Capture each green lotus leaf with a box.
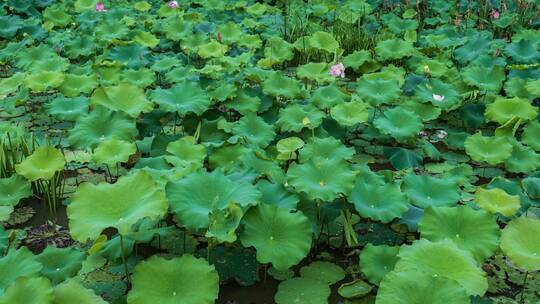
[394,239,488,295]
[0,73,25,96]
[296,63,333,83]
[257,180,298,210]
[151,57,181,72]
[133,31,160,49]
[92,138,137,167]
[53,280,107,304]
[275,277,330,304]
[414,79,460,110]
[474,187,520,217]
[241,204,312,270]
[359,244,400,285]
[122,68,156,88]
[15,146,65,181]
[453,32,491,63]
[500,217,540,271]
[376,39,414,61]
[337,279,373,299]
[206,203,243,243]
[505,139,540,173]
[464,133,512,165]
[166,170,260,230]
[165,137,206,168]
[0,174,32,207]
[46,96,89,121]
[276,104,324,132]
[462,65,505,92]
[374,107,423,142]
[309,31,339,52]
[127,255,219,304]
[16,45,57,70]
[350,180,408,223]
[0,247,42,293]
[216,22,242,44]
[43,4,72,27]
[0,15,22,38]
[23,70,65,93]
[504,39,540,63]
[298,136,355,163]
[260,37,294,66]
[330,100,369,127]
[232,114,276,148]
[418,206,499,261]
[150,82,211,115]
[504,76,535,100]
[377,270,469,304]
[37,246,85,285]
[262,72,304,99]
[402,173,460,208]
[287,159,355,201]
[356,78,401,106]
[0,207,12,222]
[311,83,350,109]
[0,277,54,304]
[67,171,168,241]
[208,144,250,171]
[59,74,97,97]
[107,44,149,69]
[522,120,540,151]
[523,177,540,200]
[300,261,345,285]
[485,97,538,124]
[198,40,227,59]
[91,84,153,117]
[342,50,371,71]
[525,79,540,98]
[163,17,193,42]
[69,106,138,149]
[277,137,304,154]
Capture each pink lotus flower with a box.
[491,10,500,19]
[330,63,345,78]
[168,1,178,9]
[95,2,107,12]
[432,94,445,102]
[436,130,448,139]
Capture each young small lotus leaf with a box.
[474,187,521,217]
[376,270,469,304]
[205,203,243,243]
[330,100,369,127]
[91,83,153,117]
[374,107,423,142]
[67,170,169,242]
[308,31,339,53]
[300,261,345,285]
[359,244,400,285]
[464,133,512,165]
[92,138,136,167]
[349,181,408,223]
[275,277,330,304]
[15,146,65,181]
[522,120,540,151]
[500,217,540,271]
[375,39,414,61]
[0,174,32,207]
[127,255,219,304]
[402,173,461,208]
[150,82,211,115]
[356,78,401,105]
[276,137,304,154]
[287,159,356,201]
[53,280,107,304]
[276,104,324,132]
[241,204,312,270]
[0,247,42,293]
[485,97,538,124]
[37,246,85,285]
[0,277,54,304]
[418,206,499,261]
[394,239,488,296]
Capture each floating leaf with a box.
[485,97,538,124]
[464,133,512,165]
[500,217,540,271]
[275,277,330,304]
[300,261,345,285]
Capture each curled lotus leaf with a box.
[296,62,333,83]
[59,74,97,97]
[262,72,304,99]
[91,83,153,117]
[485,97,538,124]
[45,96,89,121]
[15,146,65,181]
[92,138,137,167]
[505,139,540,174]
[23,70,65,92]
[521,120,540,151]
[359,244,400,285]
[500,217,540,271]
[298,136,355,163]
[232,114,276,148]
[462,65,505,92]
[198,40,227,58]
[308,31,339,53]
[311,84,350,109]
[504,39,540,63]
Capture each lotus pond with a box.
[1,0,540,303]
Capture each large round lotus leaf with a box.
[342,50,371,70]
[522,120,540,151]
[357,78,401,106]
[474,187,521,217]
[150,82,211,115]
[59,74,97,97]
[504,39,540,63]
[67,171,168,241]
[275,277,330,304]
[46,96,89,121]
[261,37,294,65]
[500,217,540,271]
[165,137,206,168]
[296,62,333,83]
[68,106,138,149]
[298,137,355,163]
[276,104,324,132]
[485,97,538,124]
[311,84,351,109]
[92,138,136,166]
[394,239,488,296]
[374,107,423,142]
[262,73,304,99]
[23,70,65,92]
[15,146,65,181]
[0,277,54,304]
[349,181,408,223]
[287,159,355,201]
[462,65,505,92]
[166,170,260,230]
[402,173,460,208]
[300,261,345,285]
[36,246,85,285]
[375,39,414,61]
[198,40,227,58]
[91,83,153,118]
[241,204,312,270]
[464,133,512,165]
[127,255,219,304]
[359,244,400,285]
[0,247,42,293]
[0,174,31,207]
[376,270,469,304]
[330,100,369,127]
[276,137,304,154]
[232,114,276,148]
[505,139,540,173]
[418,206,499,261]
[414,79,460,110]
[53,280,107,304]
[308,31,339,52]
